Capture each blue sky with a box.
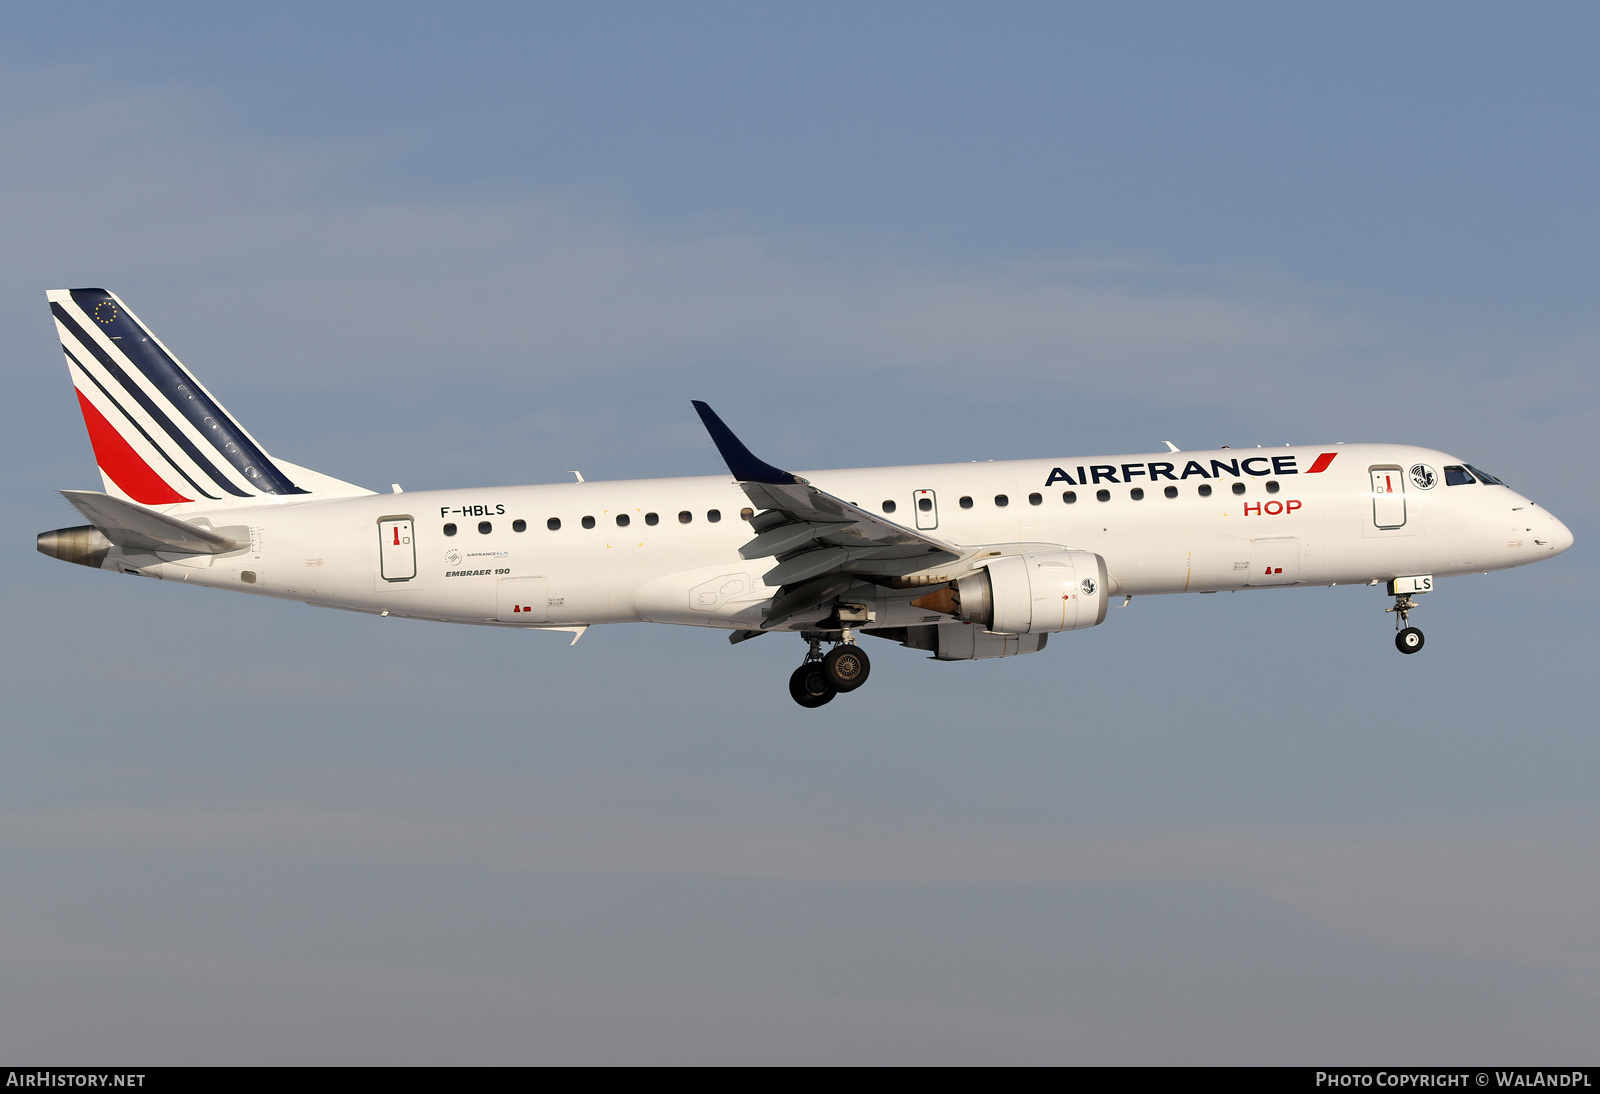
[1,2,1596,1063]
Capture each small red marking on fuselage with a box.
[1306,452,1338,474]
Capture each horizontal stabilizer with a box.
[59,489,245,554]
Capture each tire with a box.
[822,644,871,692]
[789,663,836,707]
[1395,627,1424,654]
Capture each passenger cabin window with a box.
[1096,489,1110,502]
[478,521,492,534]
[547,518,561,531]
[1232,482,1246,495]
[581,516,596,529]
[679,511,692,523]
[443,523,457,536]
[1062,491,1077,504]
[882,500,896,513]
[1028,493,1042,506]
[645,512,659,526]
[1265,481,1280,494]
[1164,486,1178,498]
[616,514,630,527]
[994,495,1008,507]
[512,519,527,532]
[959,496,973,509]
[1198,484,1213,497]
[1129,488,1144,500]
[740,508,753,521]
[707,510,721,523]
[919,497,933,512]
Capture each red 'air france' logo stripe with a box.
[75,389,192,504]
[1305,452,1338,474]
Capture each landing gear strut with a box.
[788,630,873,708]
[1387,593,1425,655]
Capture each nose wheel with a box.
[1386,592,1425,655]
[1395,627,1424,654]
[788,632,873,708]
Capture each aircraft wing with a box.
[692,401,963,627]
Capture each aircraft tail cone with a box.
[38,525,113,569]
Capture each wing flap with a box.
[737,519,848,560]
[763,546,852,587]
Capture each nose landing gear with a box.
[1387,592,1425,654]
[1381,576,1433,655]
[788,631,873,708]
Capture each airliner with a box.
[37,289,1574,707]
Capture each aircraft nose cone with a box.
[1543,513,1574,555]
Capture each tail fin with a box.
[47,288,373,508]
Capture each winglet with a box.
[691,401,808,485]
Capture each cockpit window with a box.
[1444,465,1476,486]
[1465,464,1506,485]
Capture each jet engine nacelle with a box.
[952,550,1109,634]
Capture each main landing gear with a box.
[1387,593,1425,655]
[788,631,873,708]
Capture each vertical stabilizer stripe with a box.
[66,349,219,500]
[65,289,306,495]
[75,389,191,504]
[52,303,252,497]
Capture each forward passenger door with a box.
[1370,467,1407,530]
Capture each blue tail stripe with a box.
[53,302,253,498]
[65,289,306,496]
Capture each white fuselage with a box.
[122,443,1572,634]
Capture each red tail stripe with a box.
[1306,452,1338,474]
[75,389,191,504]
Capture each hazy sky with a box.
[1,2,1596,1063]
